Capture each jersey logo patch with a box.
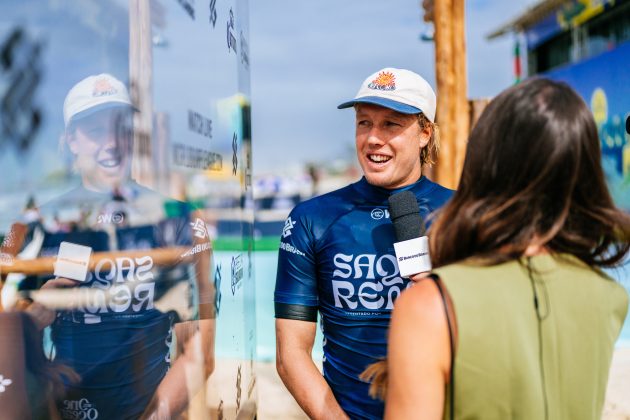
[282,217,296,238]
[331,252,408,311]
[280,241,305,256]
[61,398,99,420]
[370,208,390,220]
[190,218,209,239]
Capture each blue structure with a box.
[489,0,630,210]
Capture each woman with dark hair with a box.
[380,78,630,419]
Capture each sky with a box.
[248,0,536,176]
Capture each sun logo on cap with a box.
[92,77,118,97]
[368,71,396,91]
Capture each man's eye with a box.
[385,121,400,127]
[357,120,370,127]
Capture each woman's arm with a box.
[385,279,452,420]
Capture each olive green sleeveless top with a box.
[434,254,628,420]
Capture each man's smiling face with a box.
[67,108,133,191]
[355,103,430,189]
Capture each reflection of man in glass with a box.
[63,74,134,192]
[10,74,214,419]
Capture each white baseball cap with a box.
[337,68,437,122]
[63,73,136,126]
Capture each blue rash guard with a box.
[275,176,453,420]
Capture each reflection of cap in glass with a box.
[337,67,437,122]
[63,73,135,126]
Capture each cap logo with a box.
[367,71,396,91]
[92,78,118,98]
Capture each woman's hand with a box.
[40,277,81,290]
[24,301,56,330]
[22,277,80,329]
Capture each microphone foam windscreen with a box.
[388,190,425,241]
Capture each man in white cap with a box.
[61,73,136,192]
[274,68,453,419]
[5,74,214,419]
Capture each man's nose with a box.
[100,130,118,149]
[366,128,385,147]
[95,132,122,157]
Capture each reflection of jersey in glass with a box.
[24,183,199,420]
[275,176,453,420]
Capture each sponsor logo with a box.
[190,218,209,239]
[0,28,43,154]
[236,364,242,411]
[282,217,296,238]
[173,142,222,171]
[61,398,99,420]
[209,0,217,27]
[92,77,117,97]
[97,212,124,224]
[368,71,396,91]
[214,263,222,314]
[181,242,211,258]
[370,208,390,220]
[57,256,87,266]
[177,0,195,20]
[227,8,237,53]
[71,256,157,324]
[188,109,213,138]
[398,251,428,261]
[232,133,238,175]
[331,253,409,311]
[231,254,244,295]
[0,375,12,393]
[240,30,249,69]
[279,241,305,256]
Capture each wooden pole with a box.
[452,0,469,186]
[434,0,455,188]
[433,0,468,189]
[129,0,154,188]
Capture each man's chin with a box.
[364,173,392,188]
[85,172,129,191]
[364,172,416,190]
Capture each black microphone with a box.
[388,191,431,278]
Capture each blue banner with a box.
[544,41,630,210]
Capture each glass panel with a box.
[0,1,255,418]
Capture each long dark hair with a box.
[430,78,630,268]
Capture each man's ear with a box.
[65,132,78,155]
[419,125,431,149]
